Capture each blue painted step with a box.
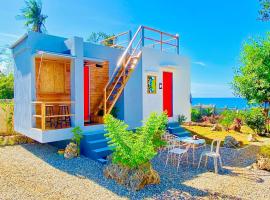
[87,138,109,150]
[168,126,186,134]
[167,122,180,128]
[83,130,106,141]
[171,131,191,138]
[167,121,191,138]
[93,146,114,158]
[81,129,113,163]
[97,158,108,164]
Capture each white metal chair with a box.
[165,140,191,171]
[198,139,223,173]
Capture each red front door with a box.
[84,65,90,121]
[163,72,173,117]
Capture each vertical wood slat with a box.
[41,103,46,130]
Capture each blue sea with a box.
[192,98,249,109]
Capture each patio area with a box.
[0,143,270,200]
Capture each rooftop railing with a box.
[100,25,179,54]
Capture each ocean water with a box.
[192,98,249,109]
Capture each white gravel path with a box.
[0,144,270,200]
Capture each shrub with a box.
[201,107,214,117]
[218,110,244,129]
[178,114,187,125]
[244,108,266,135]
[0,74,14,99]
[71,127,83,155]
[104,112,168,168]
[0,101,14,134]
[191,109,202,122]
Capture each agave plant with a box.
[17,0,47,33]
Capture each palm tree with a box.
[18,0,47,33]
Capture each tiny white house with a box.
[11,25,191,161]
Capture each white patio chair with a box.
[198,139,223,173]
[165,140,191,171]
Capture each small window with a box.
[147,75,157,94]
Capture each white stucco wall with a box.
[141,48,191,122]
[12,31,191,143]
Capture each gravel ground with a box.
[0,144,270,200]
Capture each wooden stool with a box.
[45,105,55,128]
[56,104,71,128]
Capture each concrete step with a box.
[83,130,106,141]
[87,138,109,150]
[168,126,186,134]
[167,122,179,128]
[93,146,114,158]
[97,158,108,164]
[171,131,191,138]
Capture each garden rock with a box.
[64,142,78,159]
[104,163,160,191]
[211,124,222,131]
[223,136,240,148]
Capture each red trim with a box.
[163,72,173,117]
[84,65,90,121]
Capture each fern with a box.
[104,112,168,169]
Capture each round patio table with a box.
[176,137,206,166]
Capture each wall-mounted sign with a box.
[147,75,157,94]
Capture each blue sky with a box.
[0,0,269,97]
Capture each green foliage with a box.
[111,107,119,118]
[0,74,14,99]
[150,112,168,150]
[0,101,14,134]
[104,112,168,168]
[219,110,244,129]
[17,0,48,33]
[260,145,270,158]
[244,108,266,135]
[259,0,270,21]
[201,107,214,116]
[0,46,14,75]
[191,108,202,122]
[87,32,115,46]
[232,33,270,107]
[71,127,83,155]
[178,114,187,125]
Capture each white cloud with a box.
[191,82,234,98]
[0,32,20,39]
[192,61,206,67]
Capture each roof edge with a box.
[10,33,28,49]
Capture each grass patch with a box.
[260,145,270,158]
[0,135,34,146]
[183,125,261,147]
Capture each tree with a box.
[232,33,270,131]
[87,32,115,46]
[17,0,47,33]
[0,45,14,75]
[0,73,14,99]
[259,0,270,21]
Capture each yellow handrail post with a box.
[41,103,46,130]
[104,89,107,115]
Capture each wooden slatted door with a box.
[163,72,173,117]
[84,65,90,122]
